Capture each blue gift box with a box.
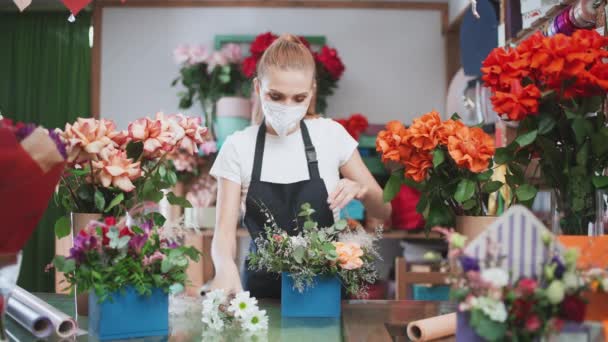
[88,286,168,340]
[281,273,341,318]
[412,285,450,301]
[340,199,365,221]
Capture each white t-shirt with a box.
[209,117,358,219]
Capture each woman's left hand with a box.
[328,178,368,211]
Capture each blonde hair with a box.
[251,34,318,124]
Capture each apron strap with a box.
[251,120,321,182]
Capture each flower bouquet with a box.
[52,215,200,340]
[200,289,268,340]
[172,43,248,138]
[247,204,380,317]
[241,32,345,114]
[376,111,499,232]
[440,228,588,341]
[482,29,608,235]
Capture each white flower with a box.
[563,272,582,291]
[202,310,225,331]
[289,235,308,249]
[474,297,507,323]
[481,268,509,288]
[241,329,269,342]
[338,227,376,250]
[204,289,228,306]
[546,280,565,304]
[228,291,258,318]
[241,308,269,332]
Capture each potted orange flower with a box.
[377,111,499,235]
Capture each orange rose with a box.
[376,120,408,163]
[433,119,466,146]
[59,118,119,164]
[333,241,364,270]
[447,126,495,173]
[491,81,541,121]
[407,111,441,151]
[92,148,141,192]
[403,151,433,182]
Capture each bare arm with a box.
[204,177,243,294]
[329,150,392,221]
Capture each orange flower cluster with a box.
[376,111,495,182]
[482,30,608,121]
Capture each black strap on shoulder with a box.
[251,122,266,182]
[300,121,321,180]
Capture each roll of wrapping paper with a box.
[6,296,53,338]
[11,287,77,338]
[406,313,457,341]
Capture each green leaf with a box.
[158,165,167,178]
[303,220,317,230]
[218,74,230,83]
[94,190,106,212]
[334,220,348,231]
[131,226,144,235]
[416,194,429,214]
[454,179,476,203]
[576,142,589,167]
[105,193,124,213]
[538,116,556,135]
[425,198,454,228]
[494,147,513,165]
[126,141,144,160]
[515,184,538,201]
[55,216,71,239]
[565,109,579,119]
[167,170,178,185]
[461,199,477,210]
[147,191,164,203]
[477,170,493,181]
[69,169,90,176]
[145,212,167,226]
[166,192,192,208]
[470,309,507,341]
[572,118,592,145]
[293,246,305,264]
[432,149,445,168]
[515,130,538,147]
[450,113,461,121]
[483,181,503,193]
[593,176,608,189]
[161,258,173,273]
[383,172,404,202]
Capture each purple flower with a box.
[129,234,148,253]
[69,232,97,263]
[48,129,67,160]
[459,255,480,272]
[140,220,153,234]
[552,256,565,279]
[14,124,36,141]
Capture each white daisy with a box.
[228,291,258,318]
[241,308,269,333]
[202,311,225,331]
[204,289,228,305]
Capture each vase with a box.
[201,99,216,140]
[214,117,250,149]
[0,252,22,342]
[281,273,341,318]
[184,207,216,229]
[183,230,204,296]
[89,286,168,340]
[55,212,102,317]
[455,216,497,241]
[216,96,252,120]
[551,190,607,236]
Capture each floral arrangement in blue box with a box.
[248,203,381,317]
[53,215,200,340]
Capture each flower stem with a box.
[62,175,82,211]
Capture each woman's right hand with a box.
[200,262,243,296]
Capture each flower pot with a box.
[55,212,101,317]
[88,286,168,340]
[184,206,216,229]
[281,273,341,318]
[456,312,485,342]
[216,96,252,119]
[455,216,497,241]
[214,117,250,149]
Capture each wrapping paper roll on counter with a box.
[406,313,456,341]
[6,297,53,338]
[10,287,78,338]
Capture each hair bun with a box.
[278,33,305,46]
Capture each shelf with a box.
[508,0,579,45]
[198,228,443,240]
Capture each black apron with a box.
[243,120,335,299]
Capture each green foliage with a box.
[54,216,71,239]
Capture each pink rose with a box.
[200,140,217,156]
[59,118,119,164]
[333,242,364,270]
[189,45,208,65]
[518,278,538,296]
[173,44,191,65]
[128,114,175,157]
[525,315,541,332]
[143,251,166,266]
[169,114,207,155]
[273,234,283,243]
[220,43,242,64]
[92,148,141,192]
[206,51,228,72]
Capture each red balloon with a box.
[62,0,92,16]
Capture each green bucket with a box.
[215,117,250,149]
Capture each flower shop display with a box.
[376,111,499,233]
[241,32,345,114]
[482,29,608,235]
[173,43,249,139]
[248,203,381,317]
[200,289,269,340]
[52,215,200,340]
[441,205,591,341]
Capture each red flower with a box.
[119,227,134,238]
[337,114,369,140]
[104,217,117,226]
[517,278,538,296]
[316,46,345,80]
[273,234,283,243]
[560,295,586,323]
[511,298,534,322]
[525,314,541,332]
[491,81,541,121]
[101,226,110,246]
[242,56,258,78]
[249,32,278,56]
[298,36,311,50]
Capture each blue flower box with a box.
[281,273,341,318]
[340,199,365,221]
[88,287,168,340]
[412,285,450,301]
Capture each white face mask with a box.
[261,99,308,137]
